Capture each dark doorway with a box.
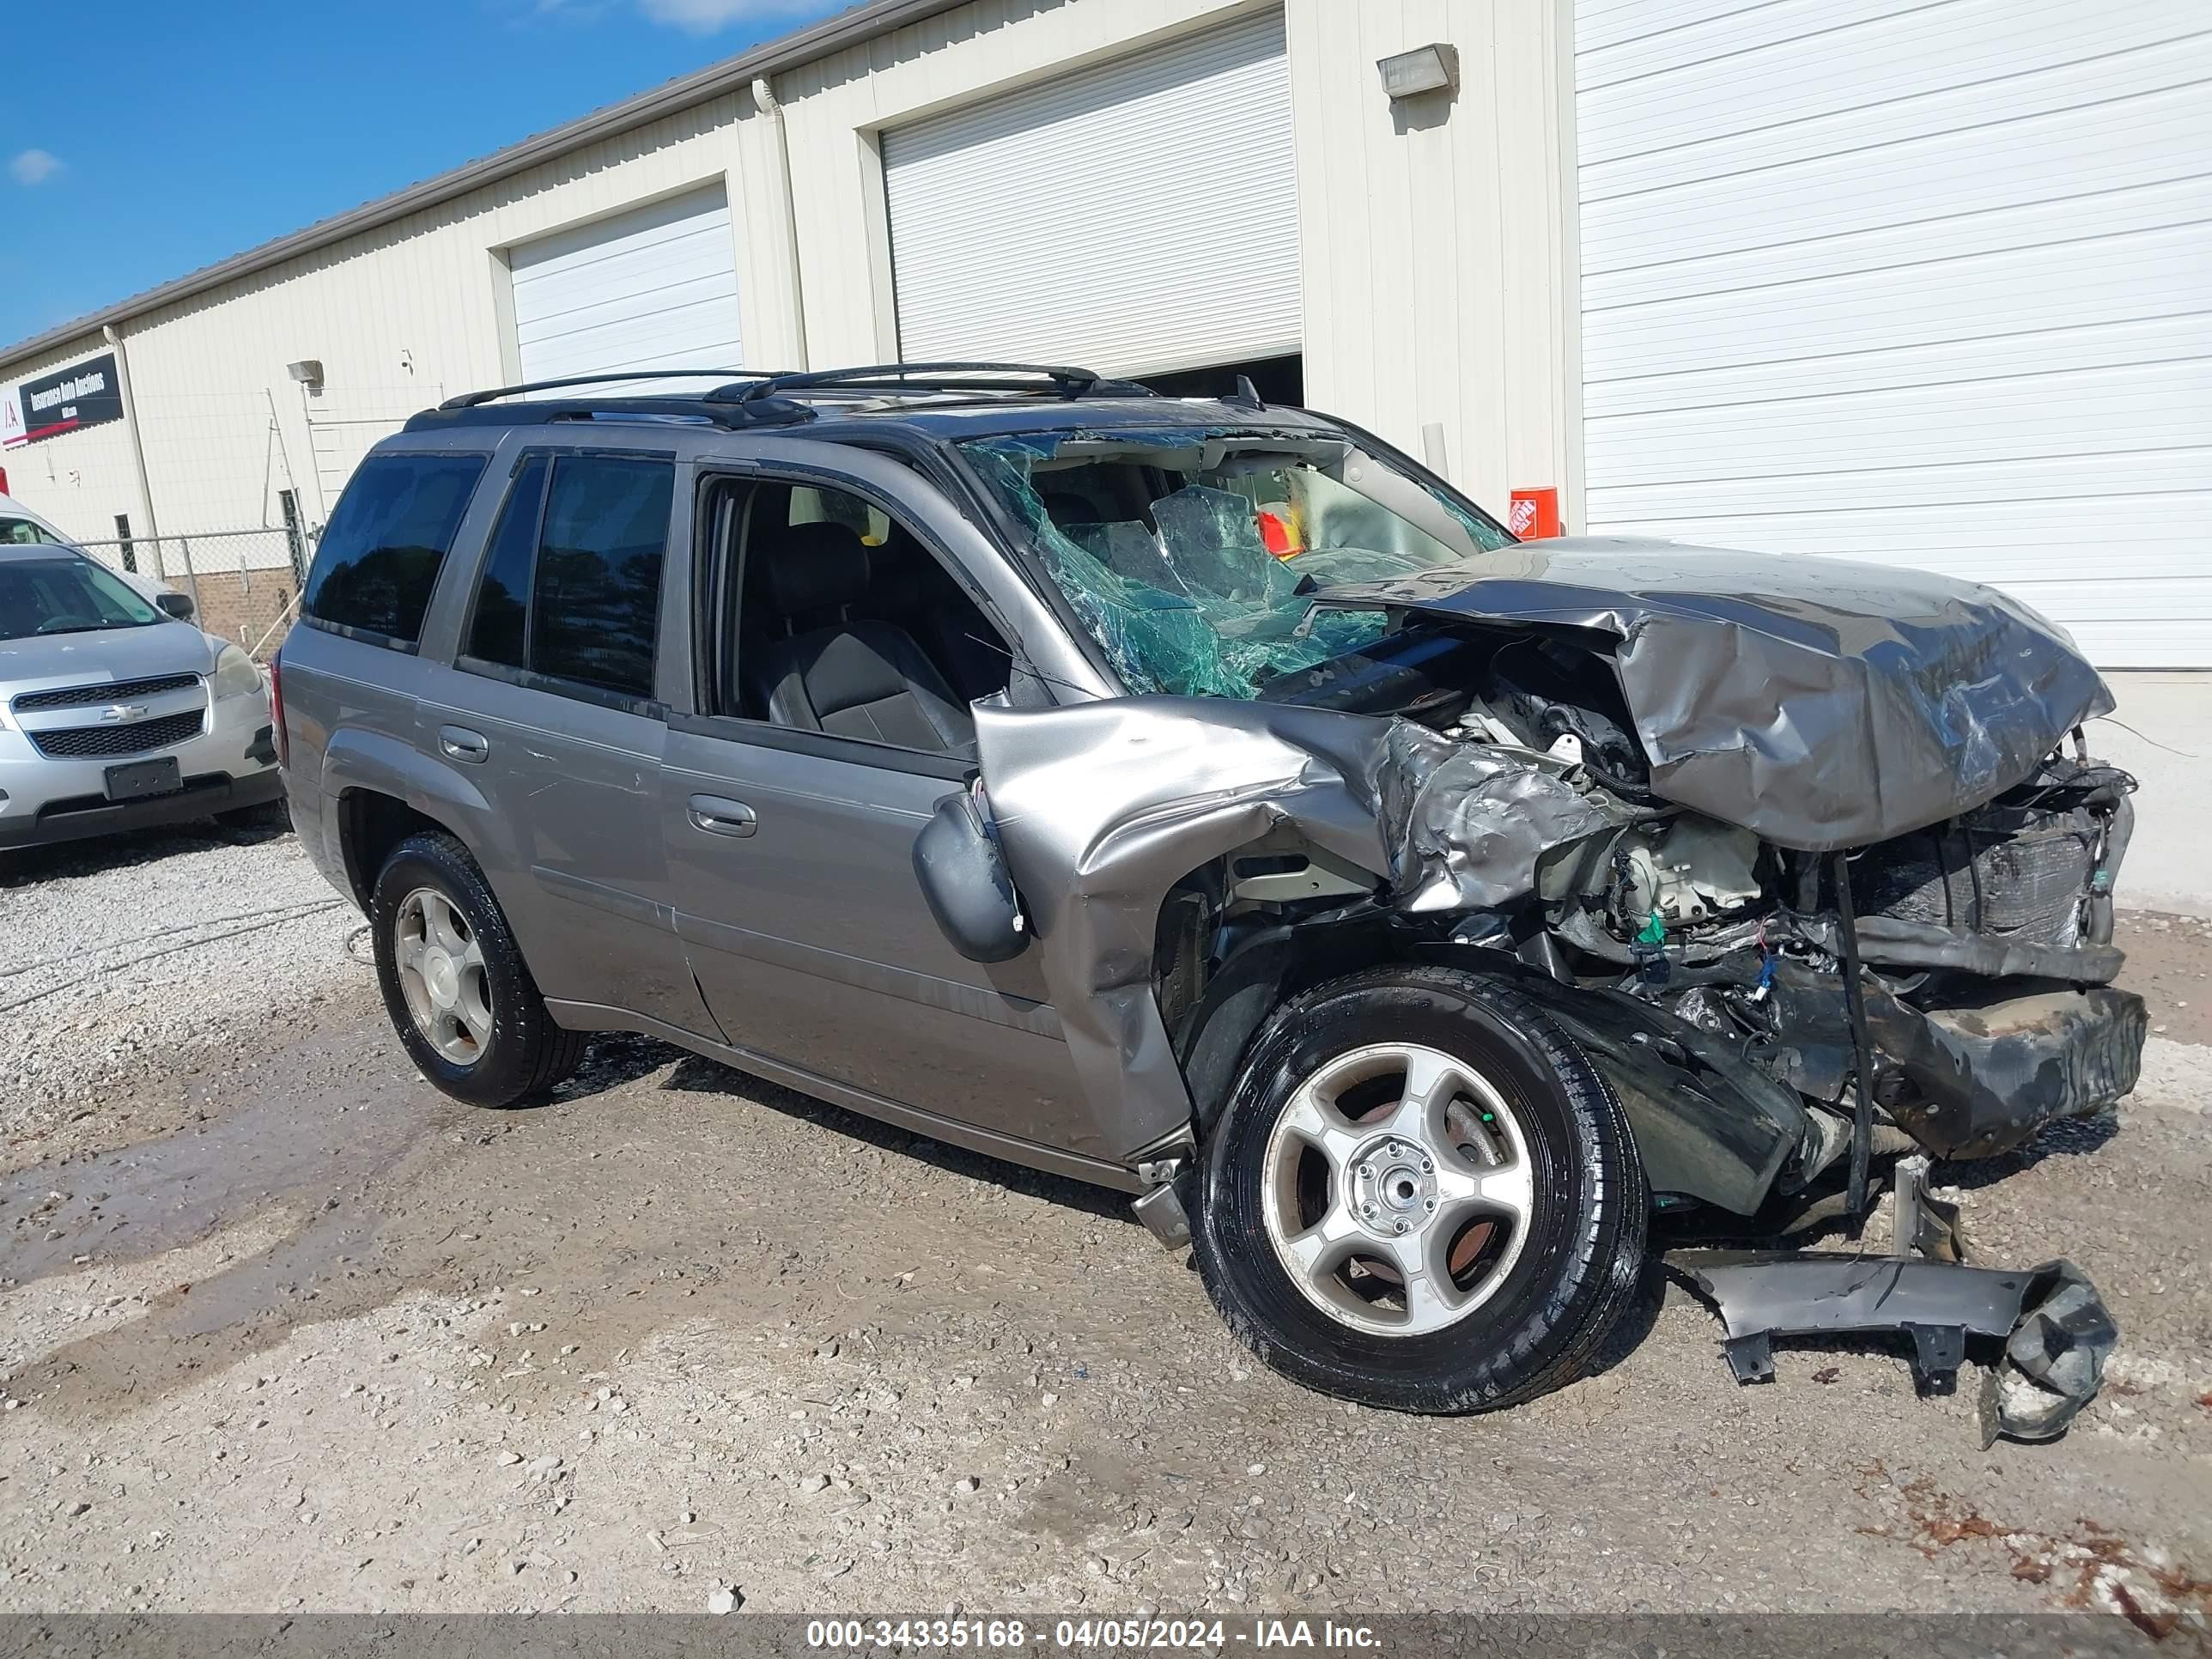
[1140,353,1304,404]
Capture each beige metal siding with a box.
[2,0,1578,553]
[0,96,801,546]
[0,332,141,548]
[775,0,1574,505]
[1284,0,1576,510]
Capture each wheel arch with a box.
[320,726,497,911]
[1180,927,1814,1218]
[1174,909,1407,1141]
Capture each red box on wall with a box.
[1508,487,1560,539]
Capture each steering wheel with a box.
[34,613,100,635]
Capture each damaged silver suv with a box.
[277,364,2142,1433]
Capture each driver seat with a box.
[742,522,975,757]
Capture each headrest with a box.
[763,521,870,616]
[1040,490,1097,527]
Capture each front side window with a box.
[702,476,1011,759]
[303,453,489,644]
[957,429,1512,699]
[0,556,162,641]
[462,453,672,701]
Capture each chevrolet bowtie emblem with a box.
[99,703,152,723]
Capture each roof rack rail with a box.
[440,369,791,410]
[724,362,1157,404]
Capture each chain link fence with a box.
[72,525,314,659]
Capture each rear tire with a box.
[1191,964,1646,1413]
[368,830,586,1107]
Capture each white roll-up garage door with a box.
[882,9,1299,376]
[509,184,743,388]
[1574,0,2212,667]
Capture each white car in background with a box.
[0,490,189,617]
[0,504,283,851]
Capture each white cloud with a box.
[9,149,62,186]
[635,0,819,33]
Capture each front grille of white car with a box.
[11,672,203,712]
[27,710,207,759]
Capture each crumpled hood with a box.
[1316,536,2114,851]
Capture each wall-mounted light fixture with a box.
[1377,43,1459,100]
[286,359,324,393]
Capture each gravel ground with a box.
[0,823,368,1164]
[0,829,2207,1624]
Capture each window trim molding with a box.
[452,652,668,720]
[666,708,971,782]
[294,614,424,655]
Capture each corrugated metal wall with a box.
[777,0,1574,508]
[1,0,1573,562]
[1573,0,2212,667]
[882,9,1301,374]
[0,95,793,557]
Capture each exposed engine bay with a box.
[927,420,2145,1434]
[1331,624,2145,1182]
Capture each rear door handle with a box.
[687,794,757,838]
[438,725,489,764]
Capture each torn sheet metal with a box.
[1377,721,1620,914]
[975,697,1395,1158]
[975,698,1661,1159]
[1676,1251,2117,1443]
[1502,975,1810,1215]
[1765,961,2146,1159]
[1316,536,2114,852]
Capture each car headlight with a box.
[211,645,264,702]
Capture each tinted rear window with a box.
[529,457,672,698]
[303,453,489,644]
[466,456,549,669]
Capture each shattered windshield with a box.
[959,428,1514,698]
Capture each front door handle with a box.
[438,725,489,764]
[687,794,757,838]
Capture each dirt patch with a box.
[2117,910,2212,1048]
[1855,1466,2212,1640]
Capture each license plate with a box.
[103,757,181,802]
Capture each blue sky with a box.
[0,0,848,352]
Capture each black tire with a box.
[1191,964,1647,1413]
[368,830,586,1107]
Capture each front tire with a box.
[1191,964,1646,1413]
[368,830,586,1107]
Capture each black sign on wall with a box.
[6,352,125,447]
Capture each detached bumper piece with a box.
[1678,1251,2117,1445]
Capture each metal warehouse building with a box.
[3,0,2206,684]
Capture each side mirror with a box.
[913,787,1028,963]
[156,591,195,621]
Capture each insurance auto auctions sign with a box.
[2,351,123,448]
